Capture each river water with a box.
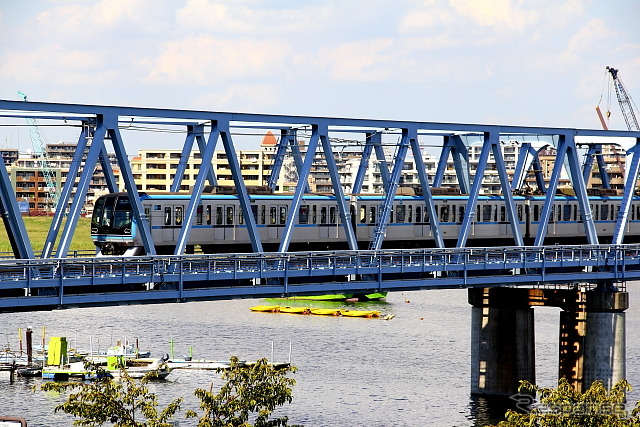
[1,287,639,427]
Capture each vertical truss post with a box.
[409,129,444,248]
[0,155,34,259]
[511,142,545,193]
[319,126,357,250]
[457,133,492,248]
[373,133,391,192]
[612,138,640,244]
[56,116,108,257]
[175,122,222,255]
[565,134,598,244]
[220,123,263,253]
[267,128,290,191]
[490,135,524,246]
[434,135,471,193]
[42,124,91,258]
[351,131,379,194]
[109,124,157,256]
[369,128,411,250]
[582,144,611,190]
[278,125,321,252]
[99,145,119,193]
[531,149,546,193]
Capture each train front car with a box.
[91,193,140,256]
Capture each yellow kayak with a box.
[309,308,341,316]
[250,305,280,312]
[340,310,380,318]
[279,306,310,314]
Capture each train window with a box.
[459,206,465,223]
[175,207,183,226]
[360,206,366,223]
[517,205,523,222]
[397,205,406,223]
[280,206,287,225]
[482,205,492,222]
[601,205,609,222]
[144,207,150,222]
[637,206,640,221]
[594,204,599,221]
[216,206,223,225]
[500,206,506,222]
[408,205,413,223]
[321,207,327,224]
[563,205,571,222]
[239,208,244,225]
[270,207,277,225]
[299,205,309,224]
[196,205,203,225]
[573,205,578,221]
[206,205,212,225]
[369,207,376,224]
[493,206,498,222]
[611,204,616,221]
[226,206,234,225]
[389,209,394,224]
[164,207,172,226]
[261,205,266,225]
[533,205,539,222]
[440,205,449,223]
[312,205,317,224]
[451,205,456,223]
[251,205,258,222]
[424,207,429,224]
[92,198,105,228]
[329,207,336,224]
[415,206,422,224]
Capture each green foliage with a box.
[38,361,182,426]
[490,378,640,427]
[38,357,301,427]
[186,356,301,427]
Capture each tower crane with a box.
[605,66,639,131]
[17,91,60,212]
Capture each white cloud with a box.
[176,0,330,35]
[190,84,281,112]
[296,38,396,83]
[145,36,292,85]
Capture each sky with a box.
[0,0,639,153]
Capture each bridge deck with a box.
[0,244,636,312]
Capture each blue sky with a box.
[0,0,639,151]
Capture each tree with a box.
[186,356,301,427]
[37,357,301,427]
[490,378,640,427]
[38,360,182,427]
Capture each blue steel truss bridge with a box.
[0,99,639,312]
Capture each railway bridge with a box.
[1,100,640,397]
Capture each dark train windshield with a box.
[91,195,133,235]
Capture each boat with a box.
[340,309,380,318]
[278,306,310,314]
[250,305,280,312]
[275,292,387,302]
[309,308,342,316]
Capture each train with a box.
[90,186,640,256]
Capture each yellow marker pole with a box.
[18,328,23,355]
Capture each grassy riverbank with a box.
[0,217,94,254]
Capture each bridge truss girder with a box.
[0,99,639,259]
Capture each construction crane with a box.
[17,91,60,212]
[605,66,639,131]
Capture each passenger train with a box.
[90,187,640,256]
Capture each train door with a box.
[318,205,330,239]
[214,205,237,241]
[268,205,288,240]
[162,205,184,243]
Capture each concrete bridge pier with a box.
[470,287,628,397]
[582,290,628,390]
[469,288,535,396]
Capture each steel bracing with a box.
[0,99,640,310]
